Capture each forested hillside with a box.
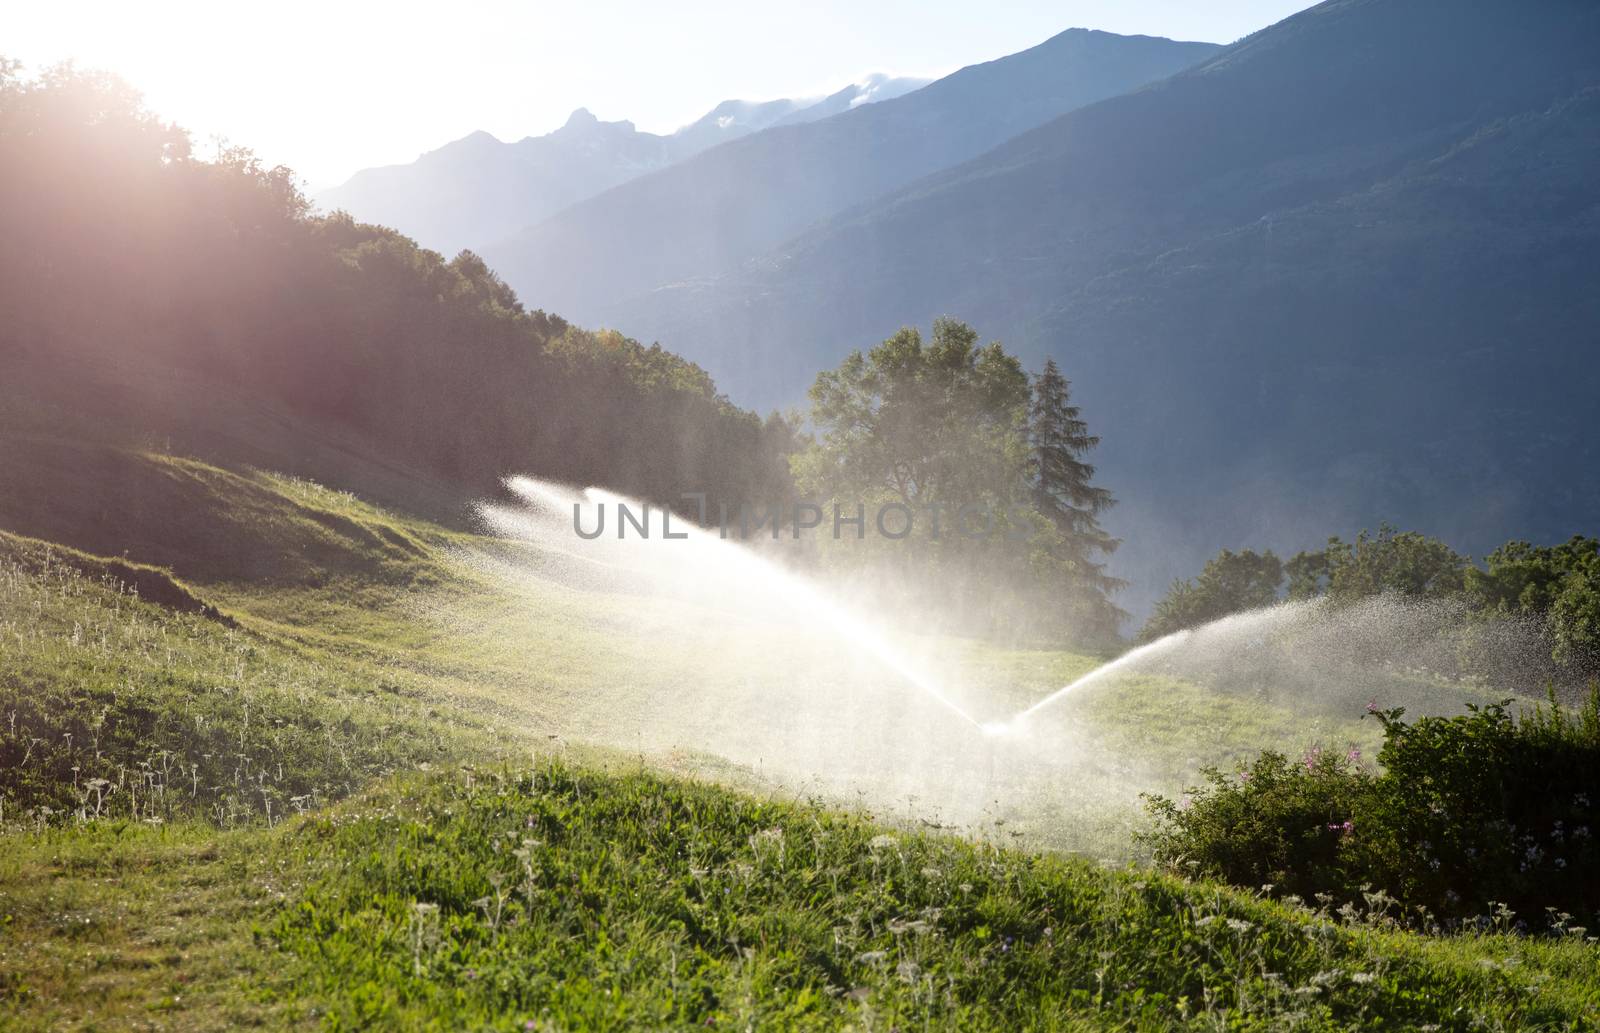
[0,62,793,518]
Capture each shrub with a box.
[1144,687,1600,929]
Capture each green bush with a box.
[1145,688,1600,929]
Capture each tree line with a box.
[1140,527,1600,679]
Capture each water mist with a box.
[435,476,1557,856]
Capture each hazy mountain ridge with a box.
[607,0,1600,609]
[481,29,1221,329]
[315,75,929,255]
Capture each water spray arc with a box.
[491,477,985,731]
[1014,630,1194,725]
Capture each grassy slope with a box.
[6,768,1597,1031]
[271,767,1600,1031]
[2,431,1596,1029]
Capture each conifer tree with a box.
[1028,359,1124,626]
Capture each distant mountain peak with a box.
[542,107,639,142]
[411,129,504,160]
[845,72,932,109]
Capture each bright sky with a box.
[9,1,1316,188]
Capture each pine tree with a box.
[1028,359,1125,631]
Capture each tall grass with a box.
[0,541,500,828]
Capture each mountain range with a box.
[315,74,930,255]
[481,29,1220,329]
[563,0,1600,609]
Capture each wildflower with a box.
[1237,771,1252,784]
[1365,698,1379,714]
[1345,747,1361,764]
[1303,747,1322,772]
[1350,972,1376,985]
